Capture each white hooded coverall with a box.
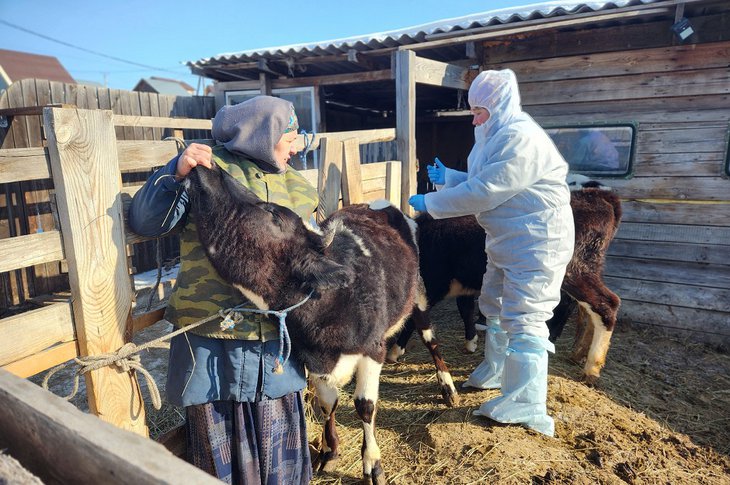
[423,69,574,436]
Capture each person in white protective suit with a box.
[408,69,574,437]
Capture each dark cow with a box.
[389,185,622,405]
[184,163,423,485]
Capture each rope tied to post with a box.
[42,310,222,410]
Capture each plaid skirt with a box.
[186,392,312,485]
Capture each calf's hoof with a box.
[582,373,599,387]
[313,450,340,473]
[363,460,386,485]
[464,336,478,353]
[441,386,460,407]
[385,345,405,364]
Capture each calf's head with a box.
[184,163,355,298]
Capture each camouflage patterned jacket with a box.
[128,145,319,340]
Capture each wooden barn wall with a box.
[482,22,730,341]
[0,80,216,312]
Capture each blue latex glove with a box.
[408,194,427,212]
[427,158,446,185]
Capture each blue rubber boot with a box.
[473,334,556,436]
[462,318,508,390]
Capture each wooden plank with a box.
[385,161,401,207]
[137,92,155,140]
[0,300,75,367]
[609,239,729,266]
[520,68,730,106]
[606,256,730,289]
[341,138,363,205]
[44,107,146,435]
[272,69,392,88]
[316,138,343,222]
[0,147,50,183]
[298,168,318,188]
[636,126,726,154]
[620,200,730,226]
[412,56,469,90]
[607,177,730,201]
[619,300,730,339]
[500,41,730,83]
[6,81,29,148]
[396,50,417,214]
[0,370,221,484]
[2,341,78,378]
[360,160,392,181]
[632,153,725,178]
[291,128,396,153]
[530,95,730,123]
[0,231,64,273]
[0,104,71,117]
[130,307,166,334]
[615,221,730,245]
[112,113,213,130]
[606,276,730,313]
[117,140,179,171]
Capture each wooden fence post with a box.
[395,49,417,216]
[43,107,147,436]
[341,138,364,206]
[317,137,343,223]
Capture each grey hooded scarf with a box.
[212,95,298,174]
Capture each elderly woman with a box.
[129,96,316,483]
[409,69,574,437]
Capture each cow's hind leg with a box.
[413,306,459,407]
[386,316,413,363]
[354,357,386,485]
[310,375,341,473]
[566,277,620,385]
[456,296,478,353]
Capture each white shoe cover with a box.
[473,334,556,437]
[462,319,507,390]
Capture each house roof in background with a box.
[0,48,75,84]
[133,76,194,96]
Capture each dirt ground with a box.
[305,300,730,485]
[33,298,730,484]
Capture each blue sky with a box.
[1,0,533,92]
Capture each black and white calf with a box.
[184,163,423,485]
[389,182,622,405]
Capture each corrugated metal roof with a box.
[135,77,193,96]
[193,0,660,65]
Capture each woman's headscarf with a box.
[212,95,299,173]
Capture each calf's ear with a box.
[292,252,355,291]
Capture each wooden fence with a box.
[0,80,216,313]
[0,106,400,435]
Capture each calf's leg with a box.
[456,296,478,352]
[310,375,341,473]
[354,357,386,485]
[412,307,459,407]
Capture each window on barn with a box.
[225,87,317,170]
[545,124,636,177]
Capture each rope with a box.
[299,130,315,170]
[42,291,314,408]
[219,290,314,374]
[42,311,221,410]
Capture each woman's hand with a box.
[175,143,213,180]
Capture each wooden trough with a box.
[0,106,407,477]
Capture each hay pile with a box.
[305,301,730,484]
